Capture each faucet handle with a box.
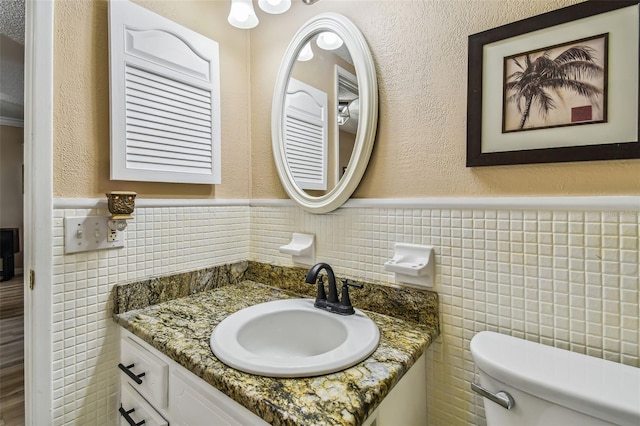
[341,278,363,290]
[316,276,327,301]
[339,279,363,314]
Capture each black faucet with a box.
[305,263,363,315]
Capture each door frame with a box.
[23,0,53,423]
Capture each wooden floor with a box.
[0,275,24,426]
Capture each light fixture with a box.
[106,191,137,231]
[229,0,319,29]
[337,100,351,125]
[258,0,291,14]
[228,0,259,29]
[316,31,343,50]
[297,42,314,61]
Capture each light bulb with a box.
[228,0,259,29]
[297,42,313,61]
[258,0,291,14]
[233,4,250,22]
[316,31,343,50]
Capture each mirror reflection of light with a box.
[338,101,351,125]
[228,0,259,29]
[316,32,344,50]
[297,42,314,61]
[258,0,292,14]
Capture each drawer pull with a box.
[118,363,146,385]
[119,406,146,426]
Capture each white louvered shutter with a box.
[284,78,328,191]
[109,0,221,184]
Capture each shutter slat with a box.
[126,128,210,146]
[126,73,211,105]
[285,115,325,186]
[126,67,211,103]
[126,132,212,151]
[127,102,211,128]
[126,67,205,95]
[126,159,211,174]
[126,80,210,110]
[127,146,210,163]
[127,117,211,139]
[124,65,214,176]
[126,95,211,122]
[127,153,211,169]
[286,121,324,136]
[127,91,210,116]
[127,139,212,156]
[127,110,211,134]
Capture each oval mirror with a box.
[271,13,378,214]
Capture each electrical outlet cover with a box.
[64,216,125,254]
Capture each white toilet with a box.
[470,331,640,426]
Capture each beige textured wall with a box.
[251,0,640,199]
[54,0,640,200]
[53,0,252,198]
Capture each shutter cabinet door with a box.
[109,0,221,184]
[284,78,328,191]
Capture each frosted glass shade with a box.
[228,0,259,29]
[258,0,291,14]
[316,31,343,50]
[297,42,313,61]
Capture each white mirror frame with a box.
[271,13,378,214]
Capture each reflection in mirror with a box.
[271,13,378,214]
[285,31,357,196]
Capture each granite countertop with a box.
[115,279,437,426]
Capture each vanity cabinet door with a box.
[120,329,267,425]
[119,383,169,426]
[169,366,269,426]
[374,353,427,426]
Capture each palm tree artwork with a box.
[503,34,607,132]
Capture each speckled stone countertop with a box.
[115,278,438,426]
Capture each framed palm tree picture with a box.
[467,1,639,167]
[503,34,608,133]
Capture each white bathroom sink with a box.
[210,298,380,377]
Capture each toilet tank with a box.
[470,331,640,426]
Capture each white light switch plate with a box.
[64,216,125,254]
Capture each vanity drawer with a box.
[120,383,168,426]
[120,335,169,408]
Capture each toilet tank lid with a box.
[470,331,640,426]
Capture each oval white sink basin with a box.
[210,299,380,377]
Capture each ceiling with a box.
[0,0,25,123]
[0,0,24,45]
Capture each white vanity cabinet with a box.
[118,328,427,426]
[364,351,427,426]
[118,329,268,426]
[120,383,169,426]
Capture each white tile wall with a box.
[51,202,639,425]
[250,206,640,426]
[51,205,250,425]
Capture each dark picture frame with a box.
[467,1,640,167]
